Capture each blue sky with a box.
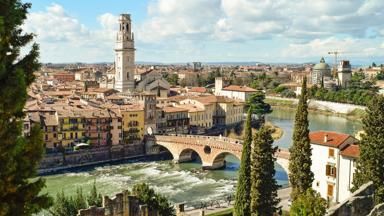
[24,0,384,64]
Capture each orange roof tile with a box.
[163,106,188,113]
[340,144,360,158]
[189,87,207,93]
[222,85,257,92]
[309,131,352,148]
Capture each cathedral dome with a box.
[313,57,331,71]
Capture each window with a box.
[329,148,335,157]
[327,184,334,197]
[316,181,320,187]
[326,164,337,178]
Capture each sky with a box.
[23,0,384,64]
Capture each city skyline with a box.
[25,0,384,64]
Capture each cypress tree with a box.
[250,125,280,215]
[0,1,52,214]
[288,77,314,200]
[234,109,252,216]
[352,95,384,204]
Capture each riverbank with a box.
[265,98,366,120]
[225,121,284,141]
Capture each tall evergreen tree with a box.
[0,1,52,214]
[234,109,252,216]
[250,125,280,215]
[288,77,314,200]
[352,95,384,204]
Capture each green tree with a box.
[352,95,384,204]
[87,181,102,207]
[0,1,53,214]
[50,191,76,216]
[180,78,187,87]
[166,74,179,86]
[290,188,327,216]
[73,188,87,211]
[289,77,314,200]
[246,91,272,128]
[234,110,252,216]
[132,183,175,216]
[250,125,280,215]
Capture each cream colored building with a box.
[310,131,359,204]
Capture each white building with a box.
[114,14,135,92]
[214,77,257,101]
[310,131,359,204]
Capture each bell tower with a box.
[114,14,135,92]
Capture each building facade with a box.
[310,131,359,204]
[338,60,352,88]
[311,57,332,85]
[120,104,145,144]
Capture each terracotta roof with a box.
[177,104,205,113]
[222,85,257,92]
[119,104,144,112]
[189,87,207,93]
[163,106,188,113]
[340,144,360,158]
[309,131,352,148]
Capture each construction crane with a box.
[328,51,342,77]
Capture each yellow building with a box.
[194,95,244,126]
[120,104,145,144]
[179,99,214,131]
[58,109,86,147]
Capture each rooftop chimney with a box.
[324,134,328,143]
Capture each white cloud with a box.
[281,37,384,59]
[98,13,118,30]
[24,4,117,62]
[22,1,384,62]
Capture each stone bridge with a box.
[153,135,290,173]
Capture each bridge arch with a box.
[205,151,241,170]
[178,148,203,163]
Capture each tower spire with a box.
[114,14,135,93]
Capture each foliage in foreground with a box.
[289,77,314,200]
[50,182,102,216]
[290,188,327,216]
[234,110,252,216]
[50,183,175,216]
[352,95,384,204]
[132,183,176,216]
[0,0,52,215]
[250,125,280,215]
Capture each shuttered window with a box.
[327,184,334,197]
[326,165,337,178]
[329,148,335,157]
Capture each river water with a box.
[41,108,362,209]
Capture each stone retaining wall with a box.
[266,96,366,114]
[39,144,144,173]
[326,182,374,216]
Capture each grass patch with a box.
[265,98,297,107]
[225,121,283,141]
[207,208,233,216]
[347,108,366,119]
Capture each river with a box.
[41,108,362,209]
